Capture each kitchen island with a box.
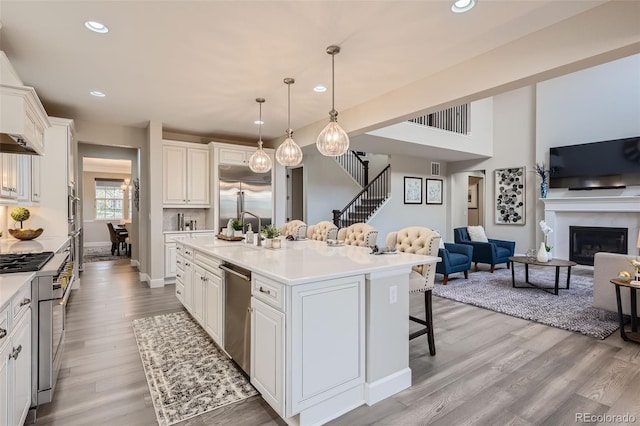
[175,237,439,426]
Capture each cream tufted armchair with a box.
[307,221,339,242]
[385,226,441,356]
[279,220,308,240]
[337,223,378,248]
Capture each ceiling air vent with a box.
[431,162,441,176]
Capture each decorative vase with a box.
[540,181,548,199]
[264,238,272,249]
[536,242,548,262]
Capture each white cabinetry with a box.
[217,146,254,166]
[162,141,210,207]
[175,242,224,347]
[0,154,18,200]
[0,84,49,155]
[17,155,40,203]
[251,297,284,415]
[0,280,32,426]
[31,155,41,202]
[164,232,217,280]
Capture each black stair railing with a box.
[333,165,390,228]
[408,104,469,135]
[335,151,369,187]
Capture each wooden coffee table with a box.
[509,256,577,295]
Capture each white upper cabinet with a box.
[0,85,49,156]
[0,154,18,200]
[218,146,253,166]
[162,140,210,207]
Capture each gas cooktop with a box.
[0,251,55,274]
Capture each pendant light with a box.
[275,78,303,167]
[248,98,272,173]
[316,45,349,157]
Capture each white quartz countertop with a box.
[178,237,440,285]
[0,236,70,254]
[163,229,216,234]
[0,272,34,311]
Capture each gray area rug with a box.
[84,246,130,262]
[433,267,619,339]
[132,311,258,426]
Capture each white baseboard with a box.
[139,272,149,283]
[149,278,164,288]
[84,241,111,248]
[131,259,139,268]
[364,368,411,406]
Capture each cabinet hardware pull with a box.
[20,298,31,306]
[259,286,271,295]
[185,262,190,266]
[0,328,6,339]
[177,290,182,295]
[10,344,22,360]
[176,274,181,278]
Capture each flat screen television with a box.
[549,136,640,190]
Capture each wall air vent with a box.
[431,162,441,176]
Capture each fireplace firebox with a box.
[569,226,627,266]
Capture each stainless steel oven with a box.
[67,184,78,227]
[31,250,74,406]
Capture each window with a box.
[95,179,127,219]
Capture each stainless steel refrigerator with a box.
[219,164,272,233]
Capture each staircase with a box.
[332,165,390,228]
[335,150,369,187]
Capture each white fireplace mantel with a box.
[542,196,640,261]
[542,196,640,212]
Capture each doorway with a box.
[467,175,484,227]
[287,166,304,222]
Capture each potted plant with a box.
[9,207,43,240]
[261,224,280,249]
[231,219,243,237]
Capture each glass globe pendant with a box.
[275,78,303,167]
[248,98,272,173]
[317,45,349,157]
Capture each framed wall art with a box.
[403,177,422,204]
[494,167,525,225]
[426,179,443,205]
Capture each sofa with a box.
[593,252,640,314]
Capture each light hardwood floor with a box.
[34,261,640,426]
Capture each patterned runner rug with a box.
[132,311,258,426]
[432,267,619,339]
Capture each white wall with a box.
[536,53,640,199]
[368,154,448,246]
[449,87,535,254]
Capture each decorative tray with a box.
[215,234,244,241]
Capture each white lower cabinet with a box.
[182,257,194,314]
[204,271,223,345]
[192,265,206,325]
[251,297,284,416]
[0,286,32,426]
[164,242,177,277]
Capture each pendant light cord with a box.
[331,52,335,114]
[258,101,263,145]
[287,82,292,132]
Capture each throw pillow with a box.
[434,230,445,249]
[467,225,488,242]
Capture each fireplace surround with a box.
[543,196,640,263]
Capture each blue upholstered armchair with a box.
[453,227,515,273]
[435,243,473,285]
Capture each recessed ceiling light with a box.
[90,91,106,97]
[254,120,264,125]
[313,85,327,93]
[451,0,476,13]
[84,21,108,33]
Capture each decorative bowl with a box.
[9,228,44,240]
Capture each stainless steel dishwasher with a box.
[220,263,252,375]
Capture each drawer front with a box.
[175,282,185,303]
[194,251,222,277]
[176,254,185,271]
[175,265,185,284]
[176,244,194,260]
[252,274,284,311]
[12,283,31,322]
[0,305,9,348]
[191,232,216,239]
